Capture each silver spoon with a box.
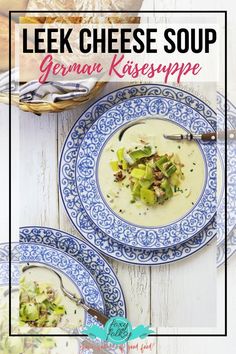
[118,119,235,142]
[163,130,236,141]
[22,264,109,326]
[118,120,145,141]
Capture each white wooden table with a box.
[17,81,217,331]
[1,80,228,354]
[1,0,235,352]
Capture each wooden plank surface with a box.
[1,2,234,353]
[57,84,151,327]
[16,80,216,336]
[19,111,59,229]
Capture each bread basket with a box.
[18,81,105,113]
[0,15,140,114]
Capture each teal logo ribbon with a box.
[82,317,154,344]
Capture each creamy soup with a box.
[21,264,84,330]
[98,118,206,227]
[2,286,79,351]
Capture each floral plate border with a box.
[77,95,216,249]
[59,84,232,266]
[216,93,236,266]
[19,227,126,318]
[1,241,105,328]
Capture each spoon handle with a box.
[217,130,236,140]
[22,264,109,326]
[199,130,236,141]
[78,300,109,325]
[201,132,217,141]
[86,306,109,325]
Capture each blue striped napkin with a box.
[19,78,97,103]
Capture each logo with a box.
[82,317,154,344]
[105,317,132,344]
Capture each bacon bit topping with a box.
[114,171,126,182]
[154,171,164,180]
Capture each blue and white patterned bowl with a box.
[19,227,126,318]
[59,84,231,266]
[0,243,82,351]
[19,243,105,327]
[76,95,217,249]
[0,241,104,328]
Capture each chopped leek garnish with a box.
[19,278,65,327]
[140,187,156,205]
[129,146,153,162]
[110,145,184,206]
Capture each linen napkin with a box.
[19,78,97,103]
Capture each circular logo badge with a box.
[105,317,132,344]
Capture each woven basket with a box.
[0,81,105,113]
[20,81,105,113]
[0,15,139,113]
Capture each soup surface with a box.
[98,118,206,227]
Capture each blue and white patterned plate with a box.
[7,240,104,328]
[19,227,126,318]
[0,243,83,352]
[1,241,126,352]
[216,93,236,241]
[0,247,19,286]
[59,84,228,265]
[76,95,217,249]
